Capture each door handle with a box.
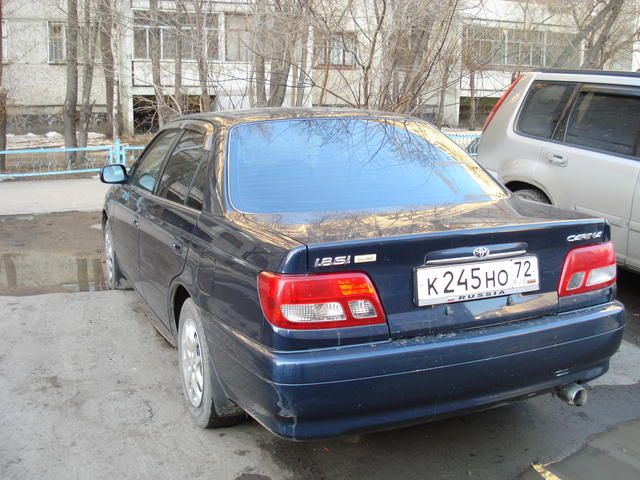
[132,217,139,227]
[546,153,568,167]
[171,239,184,253]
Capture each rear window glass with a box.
[565,90,640,157]
[517,82,576,139]
[227,118,505,214]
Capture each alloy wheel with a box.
[180,317,205,408]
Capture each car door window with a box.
[517,81,577,139]
[130,130,181,192]
[565,88,640,157]
[156,130,207,205]
[185,158,208,211]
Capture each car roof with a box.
[532,69,640,86]
[165,107,420,129]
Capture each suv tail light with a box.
[257,272,387,330]
[558,242,616,297]
[482,74,524,132]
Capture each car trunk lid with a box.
[243,198,608,337]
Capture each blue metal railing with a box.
[0,140,145,179]
[0,133,479,179]
[446,133,480,157]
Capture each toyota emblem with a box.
[473,247,490,258]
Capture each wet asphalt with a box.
[0,211,639,480]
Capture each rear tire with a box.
[178,299,245,429]
[512,188,551,204]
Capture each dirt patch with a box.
[0,211,103,256]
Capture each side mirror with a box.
[100,164,127,184]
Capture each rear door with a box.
[628,174,640,271]
[138,124,212,327]
[537,84,640,264]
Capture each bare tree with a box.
[78,0,98,148]
[552,0,626,68]
[96,0,114,138]
[149,0,170,127]
[63,0,79,163]
[0,0,7,171]
[192,0,212,112]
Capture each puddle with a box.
[0,252,107,295]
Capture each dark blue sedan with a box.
[100,109,624,440]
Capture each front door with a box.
[113,129,181,287]
[138,128,211,328]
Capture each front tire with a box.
[103,219,126,290]
[178,299,245,428]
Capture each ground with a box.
[1,208,639,480]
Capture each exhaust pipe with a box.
[556,383,588,407]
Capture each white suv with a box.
[477,69,640,272]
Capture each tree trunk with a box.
[149,0,169,127]
[295,25,310,107]
[195,3,211,113]
[554,0,624,68]
[582,0,623,69]
[64,0,79,165]
[254,55,266,106]
[79,0,98,149]
[98,0,114,138]
[436,60,450,128]
[0,2,6,172]
[173,3,185,117]
[469,69,476,130]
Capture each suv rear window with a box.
[227,118,506,214]
[565,89,640,157]
[517,81,576,139]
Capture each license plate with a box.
[414,256,540,307]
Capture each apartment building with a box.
[3,0,638,136]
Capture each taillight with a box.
[482,74,524,132]
[558,242,616,297]
[257,272,387,330]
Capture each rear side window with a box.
[185,159,208,211]
[517,82,576,139]
[157,130,208,204]
[227,118,506,214]
[130,130,180,192]
[565,89,640,157]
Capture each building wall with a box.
[4,0,108,134]
[3,0,638,135]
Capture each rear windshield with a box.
[227,118,505,214]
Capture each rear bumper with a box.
[207,301,625,440]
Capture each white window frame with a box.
[2,21,7,63]
[132,9,220,62]
[464,24,581,70]
[48,21,67,64]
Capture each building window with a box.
[48,21,67,63]
[313,32,357,67]
[133,10,218,61]
[464,24,580,69]
[225,14,250,62]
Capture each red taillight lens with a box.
[558,242,616,297]
[482,74,524,132]
[257,272,387,330]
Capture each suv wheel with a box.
[513,188,551,204]
[178,299,246,428]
